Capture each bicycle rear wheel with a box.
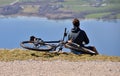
[20,41,53,51]
[65,43,96,54]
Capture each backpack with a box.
[69,31,80,42]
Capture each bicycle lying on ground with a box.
[20,28,96,55]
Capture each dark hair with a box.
[72,18,80,27]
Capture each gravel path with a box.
[0,60,120,76]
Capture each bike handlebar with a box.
[63,28,67,41]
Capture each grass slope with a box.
[0,49,120,62]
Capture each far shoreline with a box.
[0,14,120,22]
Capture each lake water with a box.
[0,16,120,56]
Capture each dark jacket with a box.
[68,27,89,47]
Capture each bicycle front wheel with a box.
[65,43,96,54]
[20,41,53,51]
[65,42,82,51]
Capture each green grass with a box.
[62,0,120,15]
[85,12,111,19]
[0,0,36,6]
[116,14,120,19]
[63,3,120,12]
[62,1,120,19]
[0,0,120,19]
[19,0,36,2]
[22,5,39,13]
[0,0,16,6]
[0,49,120,62]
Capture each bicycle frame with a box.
[32,32,67,51]
[20,28,68,52]
[20,28,97,55]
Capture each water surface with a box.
[0,16,120,56]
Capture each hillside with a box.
[0,49,120,62]
[0,0,120,19]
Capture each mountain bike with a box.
[20,28,96,55]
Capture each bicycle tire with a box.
[65,43,96,54]
[20,41,53,51]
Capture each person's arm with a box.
[67,32,73,43]
[83,31,89,44]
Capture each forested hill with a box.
[0,0,120,19]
